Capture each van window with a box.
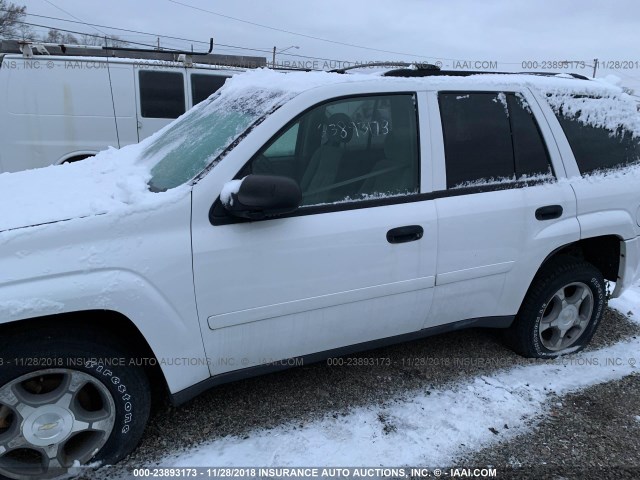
[439,92,553,188]
[139,71,186,119]
[191,74,228,105]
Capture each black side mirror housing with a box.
[221,174,302,220]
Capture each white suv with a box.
[0,68,639,478]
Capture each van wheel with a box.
[506,256,606,358]
[0,332,150,479]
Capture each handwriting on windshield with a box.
[318,121,390,139]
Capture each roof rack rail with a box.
[274,66,321,72]
[331,62,440,74]
[104,38,213,56]
[382,68,591,80]
[0,39,267,69]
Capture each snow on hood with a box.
[0,143,170,234]
[0,68,636,235]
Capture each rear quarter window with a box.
[547,93,640,174]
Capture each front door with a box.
[191,92,439,375]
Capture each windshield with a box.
[143,86,296,192]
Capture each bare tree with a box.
[0,1,26,39]
[44,29,129,47]
[44,28,78,44]
[16,20,34,40]
[79,33,130,48]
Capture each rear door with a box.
[425,88,580,327]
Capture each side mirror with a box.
[221,174,302,220]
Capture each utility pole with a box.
[157,37,160,50]
[272,46,299,69]
[592,58,598,78]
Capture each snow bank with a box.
[164,338,639,468]
[161,285,640,469]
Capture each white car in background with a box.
[0,67,639,478]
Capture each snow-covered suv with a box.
[0,68,639,478]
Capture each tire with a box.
[0,327,150,479]
[506,256,606,358]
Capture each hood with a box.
[0,144,187,234]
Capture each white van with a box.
[0,40,264,172]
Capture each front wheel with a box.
[0,331,150,479]
[506,256,606,358]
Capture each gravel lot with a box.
[85,307,640,479]
[459,373,640,479]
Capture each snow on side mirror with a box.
[220,175,302,220]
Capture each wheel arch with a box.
[537,234,622,283]
[57,152,97,165]
[0,310,170,403]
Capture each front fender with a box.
[0,269,210,393]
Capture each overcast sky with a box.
[17,0,640,92]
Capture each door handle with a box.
[535,205,563,221]
[387,225,424,244]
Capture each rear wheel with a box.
[506,256,606,358]
[0,330,150,479]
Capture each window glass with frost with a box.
[240,94,420,207]
[439,92,554,189]
[143,88,296,192]
[547,93,640,174]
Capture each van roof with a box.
[0,39,266,69]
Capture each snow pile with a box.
[544,87,640,137]
[0,143,184,235]
[0,298,64,317]
[219,179,243,207]
[610,285,640,324]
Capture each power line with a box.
[7,11,353,64]
[167,0,455,60]
[10,8,637,77]
[12,20,171,50]
[41,0,107,36]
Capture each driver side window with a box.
[242,94,420,207]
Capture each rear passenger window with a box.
[439,92,553,188]
[191,74,228,106]
[139,71,185,119]
[242,94,420,207]
[550,96,640,174]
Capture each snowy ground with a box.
[166,300,639,468]
[89,285,640,479]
